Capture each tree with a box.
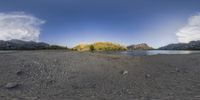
[90,45,95,52]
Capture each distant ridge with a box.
[127,43,153,50]
[0,39,67,50]
[6,39,200,51]
[159,41,200,50]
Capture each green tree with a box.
[90,45,95,52]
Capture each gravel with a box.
[0,50,200,100]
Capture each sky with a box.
[0,0,200,48]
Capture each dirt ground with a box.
[0,50,200,100]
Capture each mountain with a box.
[127,43,153,50]
[0,40,67,50]
[159,41,200,50]
[73,42,127,51]
[0,39,49,50]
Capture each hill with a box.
[127,43,153,50]
[73,42,127,51]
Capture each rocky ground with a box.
[0,50,200,100]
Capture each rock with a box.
[167,92,174,96]
[175,68,180,72]
[122,70,128,75]
[16,70,24,76]
[5,82,19,89]
[145,74,151,78]
[47,80,56,85]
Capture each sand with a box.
[0,50,200,100]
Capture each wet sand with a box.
[0,50,200,100]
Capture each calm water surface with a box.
[120,50,200,56]
[1,50,200,56]
[0,51,18,54]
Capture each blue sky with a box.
[0,0,200,48]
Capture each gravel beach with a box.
[0,50,200,100]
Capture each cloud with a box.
[176,13,200,43]
[0,12,45,42]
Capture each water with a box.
[1,50,200,56]
[120,50,200,56]
[0,51,17,54]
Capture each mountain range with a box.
[0,40,67,50]
[159,41,200,50]
[1,39,200,50]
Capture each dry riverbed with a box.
[0,50,200,100]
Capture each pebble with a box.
[122,70,128,75]
[175,68,180,72]
[145,74,151,78]
[16,70,24,76]
[5,82,19,89]
[47,80,56,84]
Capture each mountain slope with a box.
[159,41,200,50]
[0,40,67,50]
[127,43,153,50]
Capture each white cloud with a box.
[0,12,45,42]
[176,13,200,43]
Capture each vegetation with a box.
[73,42,127,51]
[90,45,95,52]
[72,44,91,51]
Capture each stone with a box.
[145,74,151,78]
[122,70,128,75]
[5,82,19,89]
[16,70,24,76]
[175,68,180,72]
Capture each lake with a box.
[0,51,18,54]
[1,50,200,56]
[119,50,200,56]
